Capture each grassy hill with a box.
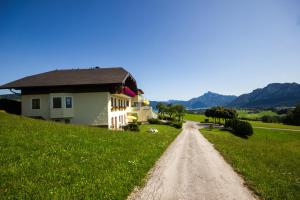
[0,112,180,199]
[237,109,278,120]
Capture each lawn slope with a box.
[201,128,300,200]
[0,112,180,199]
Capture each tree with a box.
[205,107,237,124]
[293,103,300,125]
[166,104,177,119]
[173,104,185,121]
[283,103,300,126]
[156,102,167,118]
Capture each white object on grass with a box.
[148,128,158,133]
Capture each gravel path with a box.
[128,121,256,200]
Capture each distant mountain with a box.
[0,94,21,101]
[227,83,300,108]
[188,91,237,108]
[150,91,237,110]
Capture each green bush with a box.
[158,114,164,120]
[225,119,253,137]
[236,120,253,136]
[123,123,140,131]
[169,121,183,129]
[147,118,161,124]
[0,99,21,115]
[148,118,182,129]
[282,103,300,126]
[261,115,281,123]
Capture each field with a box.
[0,112,180,199]
[237,109,278,120]
[248,120,300,130]
[201,128,300,200]
[184,113,209,122]
[185,113,300,130]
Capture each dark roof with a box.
[0,67,133,89]
[137,89,144,94]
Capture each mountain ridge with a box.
[150,82,300,109]
[150,91,237,109]
[227,82,300,108]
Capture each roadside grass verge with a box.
[201,128,300,200]
[0,112,180,199]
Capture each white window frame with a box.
[65,96,73,108]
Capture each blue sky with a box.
[0,0,299,100]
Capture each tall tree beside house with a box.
[173,104,186,121]
[156,103,185,122]
[166,104,177,119]
[156,102,167,118]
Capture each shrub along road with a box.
[128,121,255,200]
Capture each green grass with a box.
[248,120,300,130]
[184,113,208,122]
[201,128,300,200]
[0,112,180,199]
[237,110,278,120]
[185,113,300,130]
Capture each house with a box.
[0,67,155,129]
[130,89,156,122]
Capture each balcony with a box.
[111,106,128,112]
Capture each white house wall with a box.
[70,92,109,126]
[21,94,50,120]
[21,92,110,126]
[108,94,131,129]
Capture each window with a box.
[65,119,70,124]
[32,99,40,109]
[111,97,114,107]
[126,100,129,107]
[53,97,62,108]
[65,97,72,108]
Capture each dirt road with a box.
[128,121,256,200]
